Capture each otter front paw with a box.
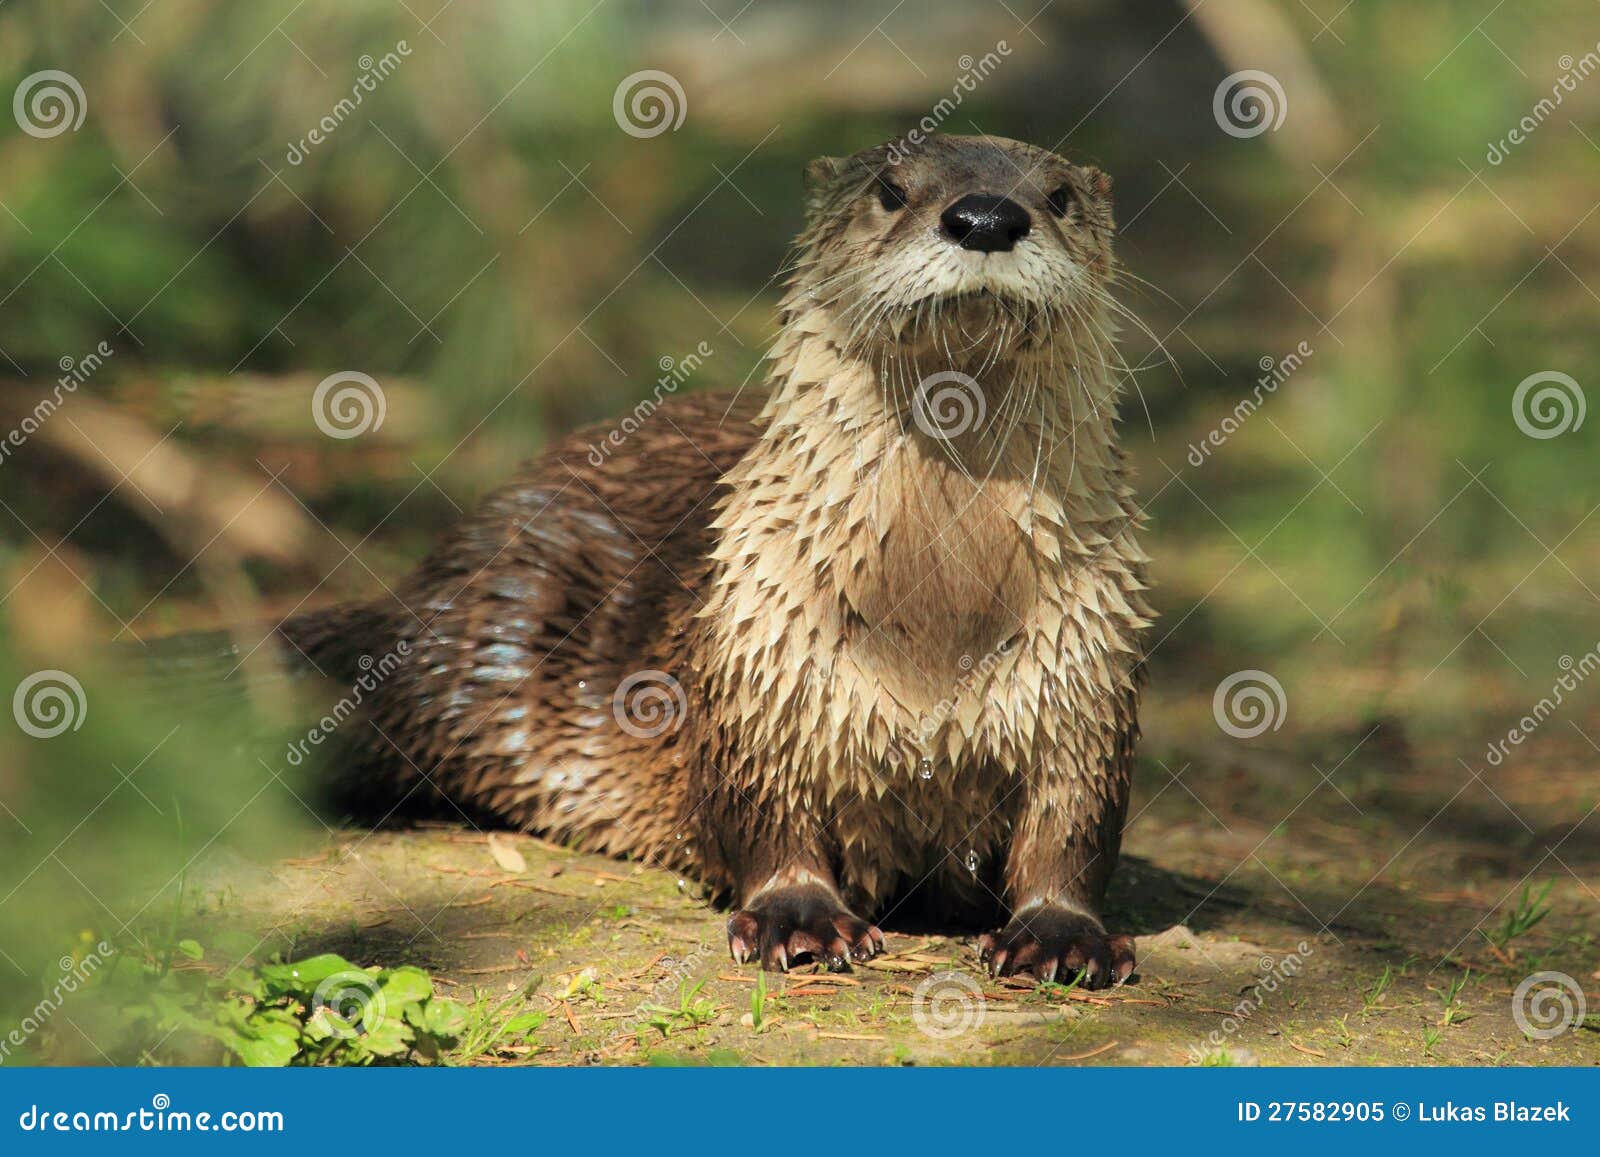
[727,884,884,973]
[979,906,1135,989]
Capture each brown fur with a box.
[281,134,1153,984]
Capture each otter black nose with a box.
[940,193,1031,253]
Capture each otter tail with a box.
[135,602,421,819]
[135,603,396,703]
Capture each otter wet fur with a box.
[277,133,1154,988]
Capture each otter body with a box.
[285,135,1152,986]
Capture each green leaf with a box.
[227,1020,301,1067]
[257,954,358,994]
[502,1010,546,1036]
[423,998,471,1038]
[378,966,433,1005]
[221,967,266,1000]
[358,1013,414,1058]
[176,939,204,961]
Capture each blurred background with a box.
[1,0,1596,1061]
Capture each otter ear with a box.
[1082,166,1113,204]
[804,155,843,192]
[803,155,844,214]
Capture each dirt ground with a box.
[185,672,1600,1067]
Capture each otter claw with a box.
[981,906,1135,991]
[726,883,882,973]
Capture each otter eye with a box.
[1046,185,1076,218]
[876,178,908,212]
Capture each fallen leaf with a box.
[488,833,527,874]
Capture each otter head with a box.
[793,133,1116,362]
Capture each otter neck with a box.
[750,298,1124,489]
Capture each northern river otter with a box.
[280,133,1152,987]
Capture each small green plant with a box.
[1421,1026,1442,1058]
[1332,1013,1353,1049]
[1037,971,1086,999]
[450,975,548,1060]
[74,946,470,1066]
[750,971,768,1033]
[1485,881,1553,954]
[1360,965,1393,1015]
[1433,969,1472,1027]
[563,968,604,1004]
[1198,1048,1238,1067]
[641,979,717,1038]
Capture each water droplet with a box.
[917,758,934,780]
[964,849,979,875]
